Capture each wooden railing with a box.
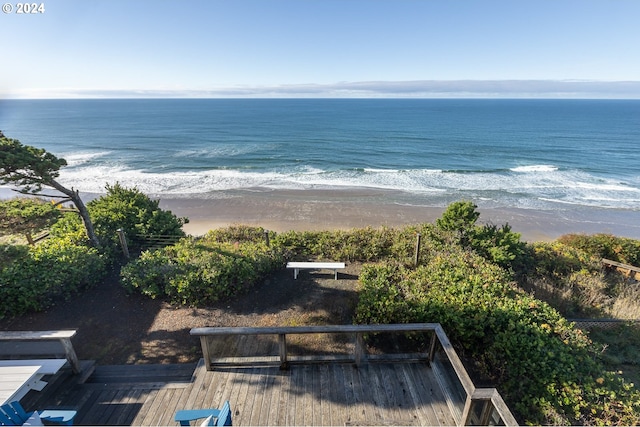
[116,229,185,257]
[0,330,81,374]
[191,323,518,426]
[602,258,640,279]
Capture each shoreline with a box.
[156,189,640,242]
[3,186,639,242]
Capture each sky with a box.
[1,0,639,99]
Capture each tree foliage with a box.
[0,131,67,192]
[0,132,99,246]
[435,200,530,270]
[436,200,480,232]
[0,198,60,235]
[88,183,188,251]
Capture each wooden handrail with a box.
[191,322,440,336]
[191,323,518,426]
[0,330,80,374]
[602,258,640,274]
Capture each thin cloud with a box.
[3,80,640,99]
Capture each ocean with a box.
[1,98,639,213]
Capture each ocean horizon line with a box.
[3,79,640,99]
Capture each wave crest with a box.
[50,165,640,210]
[510,165,558,173]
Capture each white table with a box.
[0,365,40,405]
[0,359,67,405]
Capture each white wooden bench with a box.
[286,262,346,280]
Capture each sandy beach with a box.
[157,188,640,242]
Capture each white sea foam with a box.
[510,165,559,173]
[173,143,276,159]
[63,151,112,166]
[55,164,640,210]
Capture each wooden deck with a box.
[28,359,457,426]
[20,324,517,426]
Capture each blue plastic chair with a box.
[174,401,232,426]
[0,401,76,426]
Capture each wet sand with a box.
[157,188,640,242]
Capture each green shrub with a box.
[121,236,285,306]
[434,201,531,271]
[88,183,187,251]
[0,197,61,235]
[0,235,107,318]
[314,227,399,262]
[354,246,640,425]
[203,225,272,244]
[271,225,434,264]
[48,212,92,245]
[531,241,595,277]
[470,223,531,270]
[0,243,29,269]
[270,229,317,259]
[524,241,633,318]
[435,200,479,232]
[558,233,640,267]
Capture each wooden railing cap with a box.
[0,330,77,340]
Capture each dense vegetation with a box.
[121,228,284,305]
[354,252,638,425]
[1,196,639,424]
[0,186,186,317]
[0,235,106,316]
[88,183,188,252]
[0,197,60,236]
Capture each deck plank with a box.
[379,362,405,422]
[347,365,368,423]
[226,367,247,423]
[331,363,348,425]
[246,366,267,424]
[129,388,158,426]
[113,388,143,426]
[276,368,292,425]
[291,364,305,426]
[34,359,470,426]
[318,364,332,426]
[88,389,119,425]
[402,363,437,426]
[259,367,280,426]
[366,363,392,421]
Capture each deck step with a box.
[87,363,197,384]
[21,360,95,411]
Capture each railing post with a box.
[354,332,366,365]
[279,333,288,369]
[117,228,130,258]
[200,336,213,371]
[479,400,494,426]
[461,394,474,426]
[428,330,438,365]
[414,233,422,266]
[59,337,81,374]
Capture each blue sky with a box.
[1,0,639,98]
